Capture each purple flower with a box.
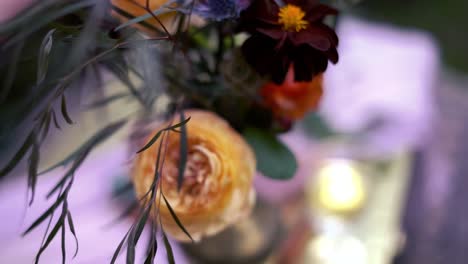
[185,0,252,21]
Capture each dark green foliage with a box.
[244,127,298,180]
[0,0,299,262]
[301,112,336,139]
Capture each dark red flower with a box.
[239,0,338,84]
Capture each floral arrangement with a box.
[0,0,342,263]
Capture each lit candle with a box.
[308,159,366,215]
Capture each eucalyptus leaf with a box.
[301,113,336,139]
[243,128,297,180]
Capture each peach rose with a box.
[132,110,256,241]
[261,66,323,120]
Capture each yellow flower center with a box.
[278,4,309,32]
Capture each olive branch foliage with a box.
[0,0,204,263]
[0,0,355,262]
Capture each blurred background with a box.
[1,0,468,263]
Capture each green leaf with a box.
[22,190,67,236]
[0,39,24,103]
[37,29,56,85]
[28,139,40,205]
[40,111,52,142]
[111,230,130,264]
[162,232,175,264]
[39,196,58,250]
[35,219,62,264]
[64,1,109,70]
[2,0,96,48]
[46,150,89,198]
[102,60,146,107]
[243,128,297,180]
[34,200,68,264]
[126,235,135,264]
[67,211,79,258]
[162,193,193,242]
[51,109,62,130]
[61,94,74,124]
[301,113,336,139]
[0,0,52,32]
[61,224,66,264]
[136,117,191,153]
[0,131,33,178]
[39,119,127,175]
[126,207,150,264]
[144,224,157,264]
[178,111,188,191]
[133,209,149,244]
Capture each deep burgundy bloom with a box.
[239,0,339,84]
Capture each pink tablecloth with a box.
[0,145,188,264]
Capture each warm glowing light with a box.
[305,234,368,264]
[311,159,366,214]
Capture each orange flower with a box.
[132,110,256,241]
[261,66,323,120]
[111,0,176,35]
